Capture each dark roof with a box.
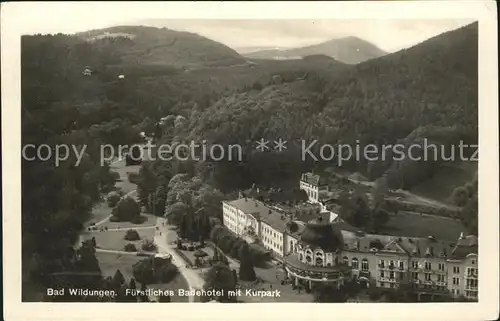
[331,221,365,234]
[299,221,343,252]
[300,172,328,187]
[225,198,288,233]
[339,231,476,259]
[450,235,478,259]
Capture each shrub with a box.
[142,239,158,252]
[158,264,179,283]
[113,197,141,222]
[125,229,141,241]
[124,243,137,252]
[128,172,140,184]
[109,215,121,222]
[111,171,120,182]
[107,191,122,208]
[131,215,147,225]
[132,258,178,284]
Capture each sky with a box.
[135,19,473,52]
[3,2,476,53]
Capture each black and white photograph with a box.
[2,1,498,321]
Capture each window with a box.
[351,258,359,269]
[471,260,476,265]
[389,271,395,280]
[412,261,419,269]
[467,278,478,288]
[379,260,385,268]
[399,261,404,269]
[467,268,478,277]
[361,259,369,271]
[412,272,419,280]
[424,262,431,270]
[438,263,445,271]
[399,272,404,280]
[343,256,349,265]
[380,271,385,278]
[437,275,445,282]
[453,277,460,285]
[389,260,395,267]
[425,273,431,281]
[453,266,460,274]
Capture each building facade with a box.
[300,172,329,203]
[221,196,478,300]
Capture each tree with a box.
[341,191,371,229]
[202,264,237,302]
[231,269,238,286]
[113,197,141,222]
[112,269,125,289]
[238,244,256,281]
[312,283,347,302]
[452,186,469,206]
[158,294,171,302]
[106,191,122,207]
[139,283,149,302]
[129,278,137,290]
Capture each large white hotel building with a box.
[221,173,478,301]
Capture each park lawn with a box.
[379,211,466,241]
[100,213,158,230]
[410,162,477,204]
[96,252,189,302]
[86,202,113,227]
[97,252,143,281]
[112,162,141,194]
[88,228,156,252]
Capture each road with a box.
[78,145,205,302]
[154,217,205,303]
[331,171,459,211]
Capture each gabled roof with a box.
[300,172,328,187]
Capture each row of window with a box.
[263,224,281,240]
[344,257,369,271]
[410,272,446,282]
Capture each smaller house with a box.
[300,172,329,204]
[83,68,92,76]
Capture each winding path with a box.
[154,217,205,302]
[79,148,203,302]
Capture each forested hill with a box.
[244,36,387,64]
[77,25,246,67]
[184,22,478,193]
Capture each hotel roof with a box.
[225,198,288,233]
[339,228,477,259]
[301,172,328,187]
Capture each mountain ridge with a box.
[244,36,387,64]
[76,25,246,68]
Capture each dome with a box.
[299,219,343,252]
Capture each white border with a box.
[2,1,498,321]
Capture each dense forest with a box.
[21,22,478,299]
